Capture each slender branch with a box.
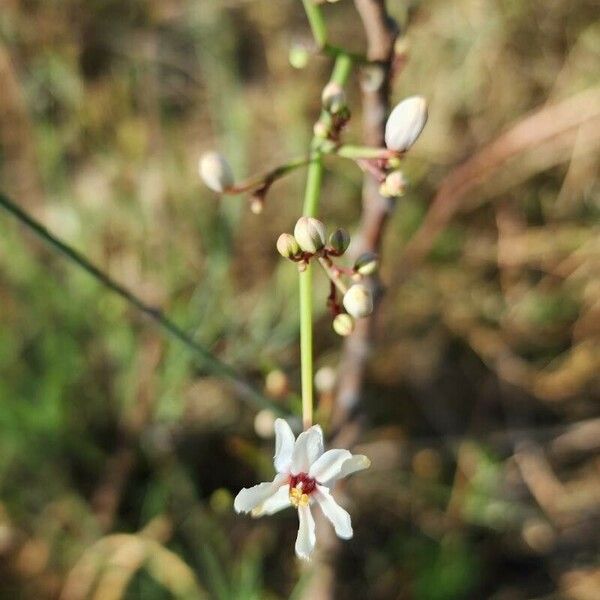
[0,192,283,415]
[334,144,397,160]
[323,43,368,64]
[225,155,315,195]
[317,257,348,295]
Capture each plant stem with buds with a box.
[299,51,354,431]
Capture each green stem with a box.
[301,0,327,48]
[0,192,283,415]
[299,158,323,430]
[334,144,398,160]
[228,155,316,194]
[298,52,354,430]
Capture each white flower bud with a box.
[379,170,407,198]
[199,151,234,192]
[276,233,301,259]
[314,366,337,393]
[254,409,276,439]
[249,197,264,214]
[353,251,379,276]
[321,82,347,115]
[384,96,428,152]
[343,284,374,319]
[313,120,330,139]
[333,313,355,336]
[265,369,289,398]
[293,217,326,254]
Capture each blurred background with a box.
[0,0,599,598]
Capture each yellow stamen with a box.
[289,487,310,508]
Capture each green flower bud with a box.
[354,251,379,276]
[343,283,374,319]
[328,228,351,255]
[293,217,326,254]
[386,156,402,170]
[333,313,354,336]
[321,82,347,115]
[385,96,428,152]
[276,233,301,259]
[199,151,234,192]
[379,170,407,198]
[289,44,310,70]
[313,120,330,140]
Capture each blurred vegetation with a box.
[0,0,598,599]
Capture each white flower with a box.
[384,95,428,152]
[233,419,370,560]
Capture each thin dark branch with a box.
[0,191,283,415]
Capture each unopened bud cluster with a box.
[277,217,345,263]
[277,217,377,336]
[314,81,350,144]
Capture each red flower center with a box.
[289,472,316,494]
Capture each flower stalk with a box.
[299,51,353,431]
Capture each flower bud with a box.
[384,96,428,152]
[386,156,402,170]
[199,151,234,192]
[313,120,330,139]
[293,217,326,254]
[321,82,347,115]
[250,197,264,214]
[265,369,289,398]
[353,252,379,276]
[254,409,276,439]
[343,284,374,319]
[379,170,407,198]
[328,228,350,255]
[333,313,354,336]
[289,44,310,70]
[276,233,301,259]
[314,366,337,393]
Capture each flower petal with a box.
[291,425,324,475]
[234,474,287,514]
[315,485,353,540]
[295,504,316,560]
[273,418,295,473]
[323,454,371,486]
[340,454,371,479]
[309,449,352,483]
[251,485,291,517]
